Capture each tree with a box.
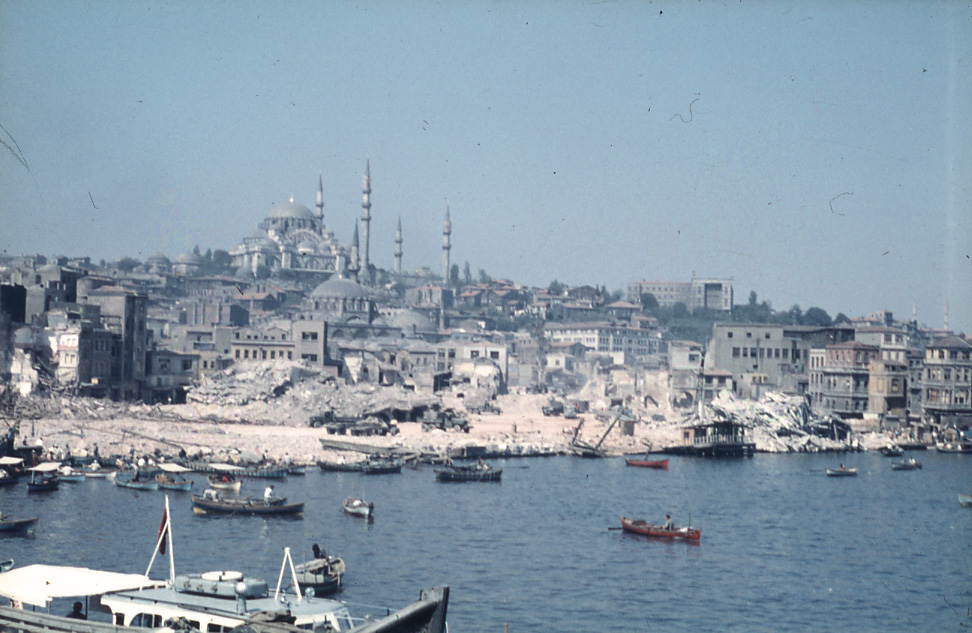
[834,312,851,325]
[478,269,491,284]
[788,304,803,325]
[804,307,833,327]
[548,280,565,296]
[116,257,140,272]
[671,302,690,319]
[748,291,758,308]
[450,264,460,288]
[463,262,472,285]
[640,292,659,311]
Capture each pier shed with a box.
[673,420,755,457]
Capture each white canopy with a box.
[209,463,243,472]
[158,463,192,473]
[0,456,23,466]
[0,565,161,607]
[28,462,61,473]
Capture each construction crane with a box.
[570,407,635,458]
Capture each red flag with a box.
[156,506,168,554]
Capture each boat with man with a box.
[434,461,502,482]
[890,458,922,471]
[826,466,857,477]
[620,516,701,540]
[191,489,304,515]
[27,463,61,492]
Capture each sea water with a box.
[2,452,970,632]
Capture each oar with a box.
[607,526,624,531]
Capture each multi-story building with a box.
[145,349,199,404]
[808,341,881,418]
[544,321,659,362]
[627,276,733,312]
[921,336,972,427]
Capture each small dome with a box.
[255,237,277,250]
[268,199,315,220]
[389,310,436,334]
[146,252,170,265]
[246,228,269,240]
[309,277,372,300]
[175,252,202,264]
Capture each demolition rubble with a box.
[4,361,890,465]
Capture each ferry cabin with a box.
[98,572,355,632]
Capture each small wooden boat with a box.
[342,496,374,519]
[57,467,87,483]
[27,463,61,492]
[191,490,304,515]
[936,442,972,453]
[362,459,402,475]
[890,458,922,471]
[156,474,193,491]
[434,463,502,482]
[288,465,306,476]
[114,473,160,490]
[620,517,700,540]
[826,467,857,477]
[959,493,972,507]
[0,469,18,487]
[293,556,346,596]
[318,460,365,472]
[82,466,118,478]
[208,474,243,492]
[0,516,38,533]
[625,457,670,470]
[880,446,904,457]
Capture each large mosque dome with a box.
[309,276,372,300]
[268,200,316,220]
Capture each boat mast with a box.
[145,496,175,583]
[274,547,303,603]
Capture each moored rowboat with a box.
[620,517,700,540]
[624,457,669,470]
[191,492,304,515]
[826,468,857,477]
[959,493,972,507]
[0,517,38,533]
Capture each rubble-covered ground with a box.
[7,362,898,464]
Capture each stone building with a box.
[921,336,972,427]
[628,276,733,312]
[808,341,881,418]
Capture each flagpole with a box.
[166,495,175,584]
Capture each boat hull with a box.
[890,460,921,471]
[620,517,700,540]
[207,475,242,492]
[825,468,857,477]
[0,517,38,533]
[190,494,304,515]
[434,466,502,482]
[114,476,160,490]
[342,498,373,519]
[959,493,972,507]
[625,458,669,470]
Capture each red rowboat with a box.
[625,458,669,470]
[620,517,700,540]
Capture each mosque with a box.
[230,162,377,284]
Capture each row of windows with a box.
[234,349,294,360]
[925,368,972,383]
[927,349,972,361]
[234,332,289,341]
[726,331,773,339]
[731,347,794,360]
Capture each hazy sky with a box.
[1,1,970,331]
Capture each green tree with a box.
[834,312,851,325]
[478,269,491,284]
[450,264,461,288]
[804,307,833,326]
[463,262,473,285]
[640,293,659,310]
[116,257,140,272]
[548,280,565,296]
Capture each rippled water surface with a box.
[2,452,971,632]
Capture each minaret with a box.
[394,216,403,274]
[316,172,324,224]
[349,223,360,282]
[441,206,451,285]
[360,160,372,284]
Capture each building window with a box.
[302,354,318,362]
[727,332,733,338]
[287,352,292,359]
[243,350,249,359]
[732,347,740,358]
[490,351,500,360]
[235,350,240,359]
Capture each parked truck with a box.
[309,412,398,436]
[420,409,470,433]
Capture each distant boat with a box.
[620,517,700,541]
[342,496,374,520]
[292,556,346,596]
[27,463,61,492]
[0,516,38,534]
[880,446,904,457]
[191,490,304,516]
[57,466,86,483]
[826,467,857,477]
[890,458,922,471]
[936,442,972,454]
[114,473,160,491]
[959,493,972,507]
[624,457,669,470]
[435,463,502,482]
[318,460,365,472]
[362,459,403,475]
[207,474,242,493]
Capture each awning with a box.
[0,565,161,607]
[158,463,192,473]
[209,463,243,472]
[0,457,23,466]
[28,462,61,473]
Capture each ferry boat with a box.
[0,498,449,633]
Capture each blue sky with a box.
[1,1,970,331]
